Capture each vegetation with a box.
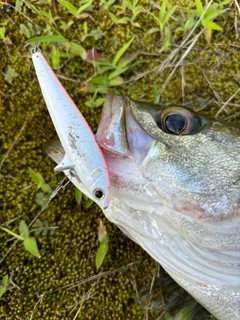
[0,0,239,319]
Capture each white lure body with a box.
[31,47,110,209]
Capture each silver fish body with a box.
[95,91,240,320]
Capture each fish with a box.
[31,46,110,210]
[95,91,240,320]
[32,49,240,320]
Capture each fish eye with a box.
[94,188,105,199]
[158,107,199,135]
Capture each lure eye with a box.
[94,188,105,199]
[158,107,199,135]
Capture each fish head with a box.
[95,90,240,318]
[96,90,240,221]
[44,86,240,318]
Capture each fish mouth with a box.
[95,90,154,165]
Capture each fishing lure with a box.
[31,46,110,209]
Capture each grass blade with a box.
[195,0,204,15]
[1,228,24,241]
[26,35,66,43]
[162,6,177,26]
[95,237,109,270]
[75,188,82,205]
[57,0,77,16]
[112,37,134,66]
[76,0,93,16]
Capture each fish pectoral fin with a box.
[54,154,75,171]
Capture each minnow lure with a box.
[31,46,110,209]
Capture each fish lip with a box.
[96,91,155,165]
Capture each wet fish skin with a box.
[95,91,240,320]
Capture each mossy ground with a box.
[0,0,239,319]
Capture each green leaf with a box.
[195,0,204,15]
[49,224,55,236]
[23,237,40,258]
[1,227,24,241]
[123,0,133,10]
[2,275,9,287]
[162,26,171,50]
[85,101,93,107]
[108,76,124,86]
[85,198,94,208]
[162,6,177,27]
[75,188,82,205]
[184,15,196,31]
[0,288,7,298]
[43,220,49,228]
[108,12,130,25]
[96,65,115,75]
[173,300,197,320]
[202,20,222,30]
[41,229,48,237]
[204,8,222,22]
[4,68,18,84]
[34,228,42,236]
[19,220,29,239]
[159,0,167,22]
[164,313,173,320]
[108,12,120,23]
[146,27,159,35]
[108,66,129,80]
[83,193,89,201]
[68,42,86,60]
[101,0,116,10]
[118,17,131,24]
[57,0,77,15]
[28,167,45,188]
[26,35,66,43]
[89,76,109,85]
[33,219,43,236]
[51,46,61,69]
[220,0,230,5]
[93,98,105,107]
[95,236,109,270]
[0,27,6,40]
[41,183,53,194]
[112,37,134,66]
[33,219,43,228]
[76,0,93,16]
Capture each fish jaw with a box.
[32,48,110,209]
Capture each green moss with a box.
[0,0,239,319]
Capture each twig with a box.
[56,261,139,291]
